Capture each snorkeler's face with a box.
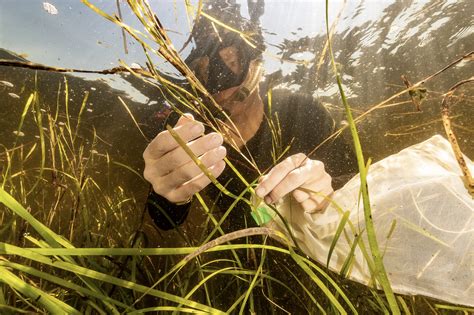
[218,46,243,77]
[189,44,264,147]
[213,85,263,148]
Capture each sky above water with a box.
[0,0,416,71]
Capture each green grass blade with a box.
[0,187,70,248]
[0,243,226,314]
[128,307,208,314]
[397,296,411,315]
[0,260,130,311]
[325,1,399,313]
[239,247,266,315]
[327,210,350,268]
[434,304,474,312]
[2,93,35,189]
[0,266,80,314]
[290,249,347,314]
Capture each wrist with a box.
[175,196,193,205]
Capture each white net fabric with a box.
[271,135,473,306]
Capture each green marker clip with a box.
[251,203,276,226]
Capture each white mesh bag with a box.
[270,135,473,306]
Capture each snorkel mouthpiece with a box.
[228,59,264,103]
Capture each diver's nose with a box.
[219,46,242,75]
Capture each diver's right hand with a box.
[143,113,227,204]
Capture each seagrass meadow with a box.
[0,0,473,314]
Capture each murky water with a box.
[1,0,473,312]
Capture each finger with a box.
[292,189,310,203]
[264,162,313,204]
[308,188,334,211]
[256,153,307,199]
[301,198,319,213]
[157,132,223,175]
[144,117,205,160]
[175,113,195,127]
[162,146,226,188]
[167,160,226,203]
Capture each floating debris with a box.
[13,131,25,137]
[90,87,96,91]
[87,108,93,112]
[43,2,58,15]
[8,92,20,99]
[0,80,14,88]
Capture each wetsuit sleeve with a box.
[144,111,191,230]
[146,191,191,230]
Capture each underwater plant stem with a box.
[0,265,80,314]
[325,1,400,313]
[305,51,473,162]
[441,77,474,196]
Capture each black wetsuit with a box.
[146,89,358,231]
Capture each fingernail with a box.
[183,113,194,120]
[218,146,227,156]
[264,196,272,204]
[256,187,265,197]
[211,133,221,143]
[192,123,203,134]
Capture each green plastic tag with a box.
[251,204,275,225]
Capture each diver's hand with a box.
[143,113,226,204]
[255,153,333,213]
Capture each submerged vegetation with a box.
[0,0,473,313]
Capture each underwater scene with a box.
[0,0,473,313]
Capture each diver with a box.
[142,1,357,231]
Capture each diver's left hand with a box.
[255,153,333,213]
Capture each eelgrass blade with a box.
[0,266,80,314]
[397,296,411,315]
[283,266,326,314]
[434,304,474,312]
[239,246,266,315]
[327,210,350,268]
[183,267,235,300]
[340,229,365,278]
[117,96,149,141]
[1,93,34,189]
[26,91,46,196]
[112,161,145,181]
[0,243,226,315]
[324,1,400,313]
[0,188,120,314]
[128,307,208,314]
[195,192,244,269]
[2,243,358,312]
[0,187,69,249]
[73,91,89,141]
[0,260,130,311]
[0,304,31,314]
[289,248,347,314]
[369,288,390,314]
